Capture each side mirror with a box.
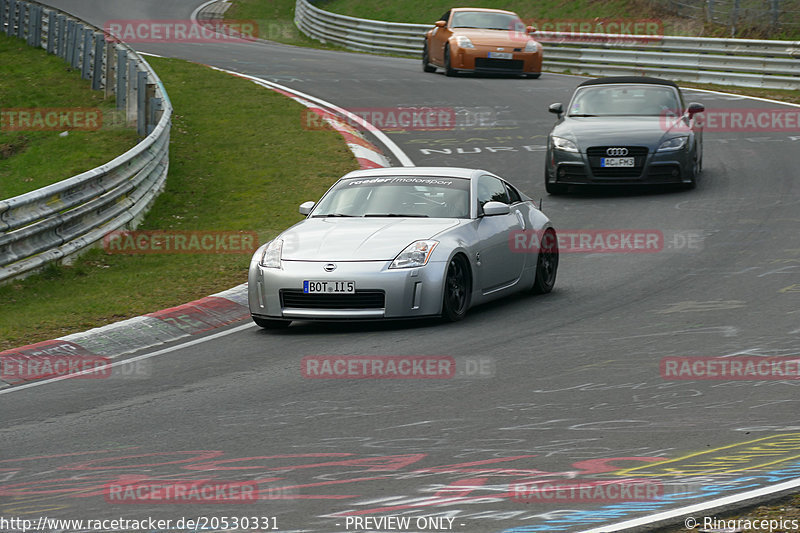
[686,102,705,116]
[548,102,563,118]
[482,201,510,216]
[299,201,315,215]
[435,20,446,28]
[527,25,536,34]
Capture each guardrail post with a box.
[69,20,79,68]
[56,13,65,57]
[127,59,137,125]
[0,0,6,36]
[104,39,113,97]
[10,0,19,38]
[81,27,92,79]
[148,97,162,135]
[116,48,127,109]
[25,3,33,46]
[92,33,104,90]
[33,4,42,48]
[46,9,55,53]
[137,69,147,137]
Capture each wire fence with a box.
[654,0,800,37]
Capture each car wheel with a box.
[526,72,542,79]
[442,254,470,321]
[444,45,456,77]
[253,316,291,329]
[422,43,436,73]
[532,229,558,294]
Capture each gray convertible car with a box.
[545,76,704,194]
[248,167,558,329]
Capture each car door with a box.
[429,10,451,64]
[474,175,526,293]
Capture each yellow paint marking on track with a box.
[615,433,800,476]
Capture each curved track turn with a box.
[4,1,800,531]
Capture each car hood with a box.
[552,116,685,151]
[279,218,461,261]
[454,28,531,47]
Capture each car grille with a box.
[280,289,385,310]
[475,58,524,72]
[587,146,648,178]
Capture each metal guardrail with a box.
[0,0,172,283]
[294,0,800,89]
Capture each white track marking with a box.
[0,323,255,395]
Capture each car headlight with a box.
[390,240,439,269]
[524,40,539,53]
[657,136,688,152]
[455,35,474,49]
[259,239,283,268]
[551,136,578,153]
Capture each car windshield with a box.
[311,176,471,219]
[451,11,525,32]
[567,85,682,117]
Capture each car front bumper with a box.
[248,259,448,320]
[451,46,542,74]
[545,146,694,185]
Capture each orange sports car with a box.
[422,8,542,78]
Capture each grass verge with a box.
[0,33,138,200]
[0,56,358,350]
[314,0,800,39]
[224,0,348,49]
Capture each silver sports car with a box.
[545,76,705,194]
[248,167,558,329]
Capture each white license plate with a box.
[601,157,635,168]
[303,280,355,294]
[488,52,513,59]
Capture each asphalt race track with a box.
[3,1,800,531]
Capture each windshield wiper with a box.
[364,213,429,217]
[313,213,356,217]
[569,114,598,117]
